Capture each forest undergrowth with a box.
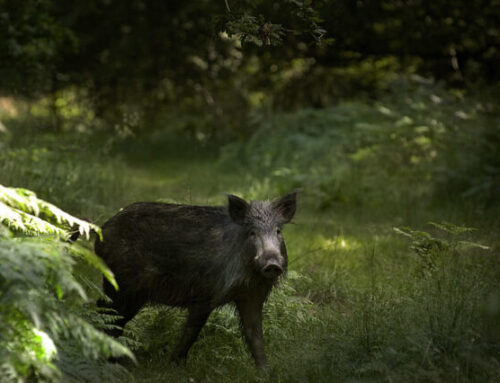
[117,147,500,383]
[1,83,499,382]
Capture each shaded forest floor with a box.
[2,88,499,381]
[99,143,499,383]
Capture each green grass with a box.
[95,146,498,383]
[1,92,499,381]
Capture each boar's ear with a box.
[227,194,250,224]
[272,191,298,224]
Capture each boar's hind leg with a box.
[171,306,212,363]
[236,299,268,370]
[98,278,145,337]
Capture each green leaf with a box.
[0,184,102,240]
[69,242,118,290]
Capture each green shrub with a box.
[0,185,133,382]
[219,79,500,211]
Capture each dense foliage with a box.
[1,0,498,134]
[220,79,500,209]
[0,185,133,382]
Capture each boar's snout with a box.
[261,257,284,279]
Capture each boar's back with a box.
[95,202,237,306]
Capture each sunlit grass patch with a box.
[317,234,363,252]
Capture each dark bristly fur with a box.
[95,192,297,369]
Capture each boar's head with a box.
[227,192,297,280]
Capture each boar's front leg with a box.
[236,298,268,370]
[171,305,212,363]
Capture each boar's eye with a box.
[249,229,257,237]
[276,228,282,235]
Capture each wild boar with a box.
[95,192,297,369]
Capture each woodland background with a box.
[0,1,499,381]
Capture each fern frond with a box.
[0,200,67,236]
[0,184,132,382]
[68,242,118,290]
[0,184,101,239]
[0,238,133,382]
